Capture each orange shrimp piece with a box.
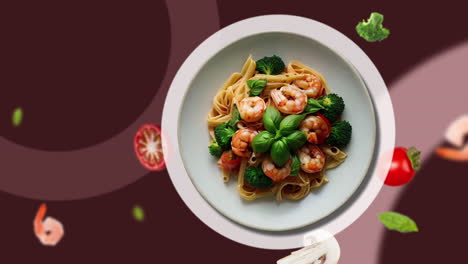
[298,144,325,173]
[237,96,266,122]
[231,128,258,157]
[436,146,468,161]
[262,157,292,182]
[294,73,324,99]
[270,85,307,114]
[34,203,64,246]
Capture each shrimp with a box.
[34,203,64,246]
[299,115,330,144]
[262,156,292,182]
[294,73,324,98]
[237,96,266,122]
[298,144,325,173]
[231,128,258,157]
[270,85,307,114]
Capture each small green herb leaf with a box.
[252,131,275,153]
[270,138,290,167]
[279,114,306,136]
[304,99,325,114]
[247,79,267,96]
[285,131,307,151]
[132,205,145,222]
[12,107,23,127]
[378,212,418,233]
[227,105,241,129]
[263,106,282,133]
[289,155,301,176]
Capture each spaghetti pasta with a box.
[207,56,349,202]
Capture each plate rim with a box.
[162,14,394,249]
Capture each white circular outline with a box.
[162,15,395,249]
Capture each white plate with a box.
[163,15,394,247]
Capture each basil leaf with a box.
[227,105,241,129]
[378,212,419,233]
[132,205,145,222]
[270,139,290,167]
[304,98,324,114]
[279,114,306,136]
[247,79,267,96]
[263,106,282,133]
[289,155,301,176]
[12,107,23,127]
[285,131,307,151]
[252,131,275,153]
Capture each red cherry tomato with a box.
[316,113,331,144]
[219,150,242,171]
[385,147,421,186]
[134,124,166,171]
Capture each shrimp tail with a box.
[436,147,468,161]
[34,203,47,235]
[270,90,282,105]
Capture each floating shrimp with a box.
[262,156,292,182]
[436,115,468,162]
[270,85,307,114]
[34,203,64,246]
[237,96,266,122]
[231,128,258,157]
[436,145,468,161]
[298,144,325,173]
[294,73,324,98]
[299,115,330,144]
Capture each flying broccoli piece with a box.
[256,55,285,75]
[326,120,352,148]
[356,12,390,42]
[305,93,345,122]
[244,166,273,189]
[208,140,223,158]
[318,93,345,122]
[214,123,236,150]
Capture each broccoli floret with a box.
[256,55,285,75]
[305,93,345,122]
[208,140,223,158]
[326,121,352,148]
[318,93,345,122]
[244,166,273,189]
[214,123,236,150]
[356,12,390,42]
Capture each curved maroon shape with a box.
[0,0,170,151]
[0,0,171,200]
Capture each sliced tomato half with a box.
[134,124,166,171]
[316,113,331,144]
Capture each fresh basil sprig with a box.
[252,131,275,153]
[270,138,290,167]
[289,155,301,176]
[252,106,307,167]
[285,131,307,151]
[304,99,325,114]
[247,79,267,96]
[279,114,306,136]
[227,105,241,129]
[263,106,282,134]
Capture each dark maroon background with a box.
[1,1,468,263]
